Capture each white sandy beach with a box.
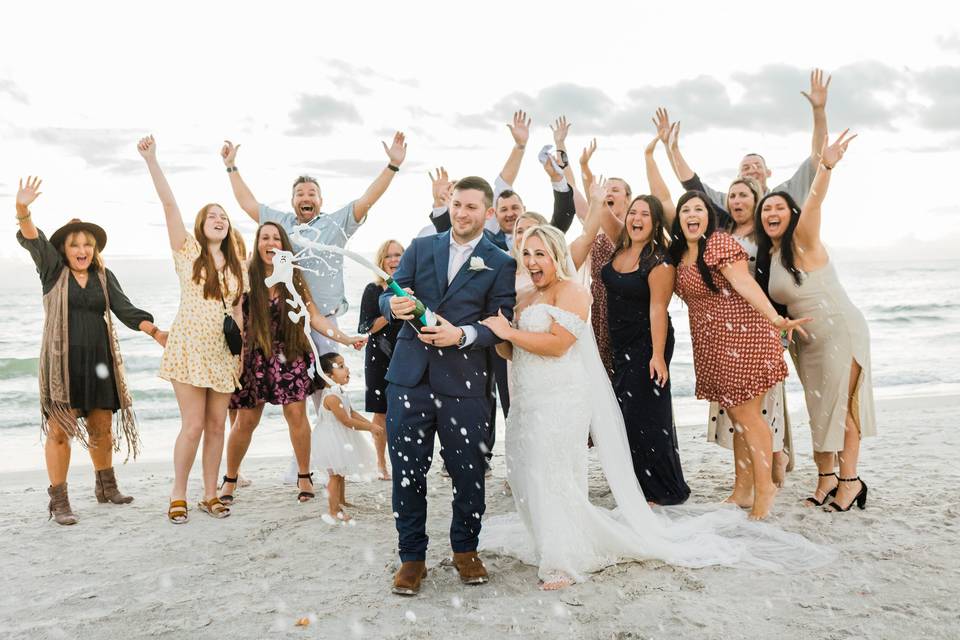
[1,394,958,640]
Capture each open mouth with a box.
[685,220,701,235]
[766,218,782,231]
[605,198,615,208]
[529,269,544,285]
[75,256,89,267]
[298,204,316,215]
[631,223,644,233]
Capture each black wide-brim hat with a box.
[49,218,108,252]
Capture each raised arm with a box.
[795,130,856,249]
[428,166,453,232]
[540,149,576,232]
[644,135,676,226]
[570,178,618,271]
[15,176,41,240]
[220,140,260,222]
[499,111,530,186]
[802,69,831,161]
[579,138,597,205]
[354,131,407,223]
[551,116,588,220]
[137,136,187,251]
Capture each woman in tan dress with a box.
[756,130,875,512]
[138,135,248,523]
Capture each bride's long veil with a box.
[575,322,836,571]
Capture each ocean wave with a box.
[0,355,161,381]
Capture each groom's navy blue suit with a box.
[380,231,516,562]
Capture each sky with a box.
[1,0,959,264]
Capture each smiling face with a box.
[760,194,792,241]
[678,195,711,242]
[63,231,97,272]
[449,188,492,243]
[738,154,771,189]
[291,180,323,223]
[625,199,654,246]
[381,242,403,276]
[201,205,230,243]
[727,181,757,229]
[257,223,284,265]
[521,233,558,289]
[495,194,524,234]
[604,179,631,220]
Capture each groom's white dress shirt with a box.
[448,234,483,348]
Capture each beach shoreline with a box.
[2,393,958,639]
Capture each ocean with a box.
[2,254,958,472]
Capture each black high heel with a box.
[826,477,868,512]
[297,472,315,503]
[219,475,238,506]
[804,472,839,506]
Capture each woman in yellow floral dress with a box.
[138,135,248,523]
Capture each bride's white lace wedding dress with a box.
[480,303,834,583]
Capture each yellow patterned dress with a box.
[159,235,248,393]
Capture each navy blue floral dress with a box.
[230,295,316,409]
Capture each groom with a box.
[380,176,516,595]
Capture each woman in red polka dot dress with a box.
[668,191,810,520]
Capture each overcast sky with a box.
[2,1,959,262]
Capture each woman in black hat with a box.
[15,176,167,525]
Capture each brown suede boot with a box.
[452,551,489,585]
[48,483,78,525]
[94,467,134,504]
[392,561,427,596]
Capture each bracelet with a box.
[387,164,399,172]
[515,144,526,150]
[15,212,31,222]
[226,166,238,173]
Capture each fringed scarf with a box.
[38,267,141,461]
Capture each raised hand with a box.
[652,108,672,145]
[16,176,43,208]
[644,136,659,156]
[507,110,531,147]
[819,129,857,169]
[580,138,597,168]
[667,121,681,152]
[801,68,831,110]
[137,135,157,160]
[429,166,452,206]
[382,131,407,167]
[550,116,571,147]
[221,140,241,167]
[588,175,608,206]
[541,151,564,182]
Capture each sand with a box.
[1,394,958,640]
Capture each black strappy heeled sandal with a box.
[297,472,315,503]
[825,476,868,512]
[219,475,238,506]
[804,472,839,506]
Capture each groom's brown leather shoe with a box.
[392,561,428,596]
[452,551,489,585]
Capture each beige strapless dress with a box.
[768,253,876,452]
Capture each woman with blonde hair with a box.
[357,238,405,479]
[15,177,167,524]
[138,135,248,523]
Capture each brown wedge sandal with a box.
[168,499,189,524]
[198,497,231,519]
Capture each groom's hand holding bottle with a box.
[389,287,418,320]
[418,315,465,348]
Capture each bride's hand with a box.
[649,354,669,387]
[480,309,514,340]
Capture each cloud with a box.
[0,79,28,104]
[300,158,424,178]
[456,62,954,137]
[287,94,362,135]
[30,128,199,175]
[323,58,419,95]
[937,33,960,53]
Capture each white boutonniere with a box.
[468,256,493,271]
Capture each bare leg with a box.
[806,451,838,507]
[338,477,353,509]
[282,401,314,499]
[85,409,114,471]
[772,451,788,488]
[221,404,265,500]
[171,382,208,501]
[725,426,754,508]
[200,389,231,501]
[44,422,72,486]
[326,474,350,520]
[728,395,777,520]
[831,361,864,509]
[372,412,390,480]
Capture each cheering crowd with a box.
[15,68,874,554]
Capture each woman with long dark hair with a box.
[755,130,875,512]
[139,135,248,523]
[668,191,808,520]
[601,188,689,505]
[219,222,366,505]
[16,177,166,524]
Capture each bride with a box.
[479,224,833,590]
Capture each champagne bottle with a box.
[386,278,437,327]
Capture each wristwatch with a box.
[457,328,467,348]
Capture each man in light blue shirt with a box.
[221,132,407,354]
